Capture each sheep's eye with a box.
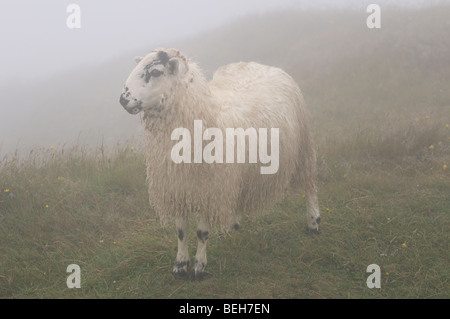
[150,69,163,77]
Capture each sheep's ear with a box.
[168,57,179,75]
[134,56,143,64]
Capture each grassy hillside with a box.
[1,5,449,298]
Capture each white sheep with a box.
[119,48,320,280]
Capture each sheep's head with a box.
[119,48,188,115]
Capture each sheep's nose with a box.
[120,94,129,107]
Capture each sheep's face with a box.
[119,49,185,115]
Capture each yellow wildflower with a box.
[45,205,49,208]
[429,144,434,150]
[50,145,55,150]
[4,189,10,193]
[443,164,447,171]
[446,124,449,128]
[401,243,407,248]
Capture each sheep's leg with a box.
[173,216,190,279]
[192,218,210,281]
[229,215,241,233]
[306,188,321,233]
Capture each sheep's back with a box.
[209,62,311,216]
[210,62,306,128]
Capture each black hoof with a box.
[306,216,321,234]
[306,226,320,234]
[190,261,206,281]
[190,270,205,282]
[173,260,189,280]
[172,269,188,280]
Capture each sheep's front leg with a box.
[306,188,321,233]
[192,218,210,281]
[173,216,190,279]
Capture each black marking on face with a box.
[143,67,164,84]
[150,69,163,77]
[144,60,160,70]
[144,70,151,83]
[140,51,172,84]
[120,94,129,107]
[143,51,169,72]
[143,61,162,75]
[178,229,184,241]
[157,50,170,66]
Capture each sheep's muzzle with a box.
[120,94,142,115]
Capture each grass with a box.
[1,5,450,299]
[0,111,448,298]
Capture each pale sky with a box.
[0,0,441,85]
[0,0,297,85]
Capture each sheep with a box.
[119,48,320,280]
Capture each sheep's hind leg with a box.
[306,189,321,234]
[173,216,190,279]
[229,215,241,233]
[191,218,210,281]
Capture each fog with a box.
[1,0,433,85]
[0,0,448,155]
[0,0,300,84]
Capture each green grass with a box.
[0,114,448,298]
[1,5,450,299]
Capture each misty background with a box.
[0,0,449,156]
